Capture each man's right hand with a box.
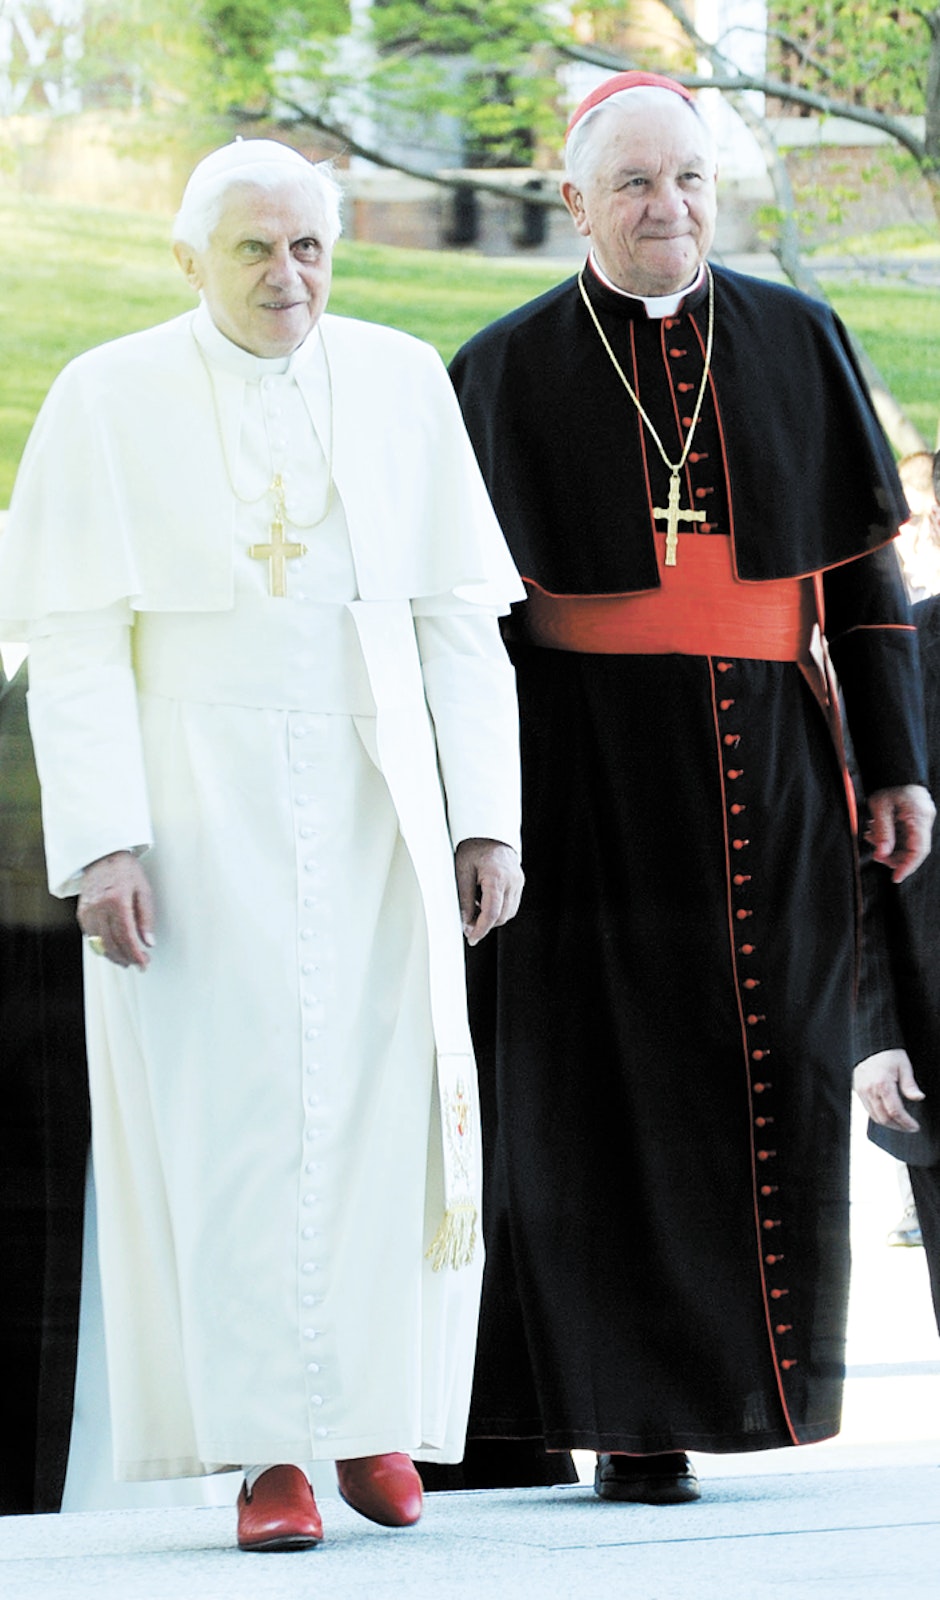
[77,850,155,969]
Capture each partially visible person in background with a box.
[855,448,940,1324]
[895,451,940,603]
[0,652,89,1515]
[881,451,938,1247]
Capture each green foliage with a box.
[71,0,562,164]
[16,0,938,179]
[769,1,929,114]
[789,161,862,229]
[371,0,544,53]
[76,0,349,117]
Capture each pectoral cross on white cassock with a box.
[653,472,707,567]
[248,474,308,597]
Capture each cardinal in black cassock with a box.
[426,71,933,1502]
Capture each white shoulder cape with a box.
[0,310,523,634]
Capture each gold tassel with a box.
[425,1202,478,1272]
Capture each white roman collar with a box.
[588,250,706,319]
[193,300,322,380]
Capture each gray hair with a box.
[172,157,344,253]
[564,85,717,192]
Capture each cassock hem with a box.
[468,1422,843,1455]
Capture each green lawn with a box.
[0,196,560,505]
[822,283,940,450]
[0,194,937,504]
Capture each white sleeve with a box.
[26,605,153,896]
[413,599,522,856]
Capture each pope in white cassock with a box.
[0,139,525,1551]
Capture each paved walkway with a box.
[2,1454,939,1600]
[1,1107,938,1597]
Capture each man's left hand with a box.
[854,1048,925,1132]
[455,838,524,946]
[866,784,935,883]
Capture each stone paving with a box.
[1,1106,938,1597]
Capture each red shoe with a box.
[236,1464,324,1551]
[336,1452,423,1527]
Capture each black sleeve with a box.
[824,542,928,796]
[855,845,906,1064]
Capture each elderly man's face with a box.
[174,180,334,358]
[562,99,717,297]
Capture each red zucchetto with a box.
[565,69,693,139]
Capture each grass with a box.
[329,238,560,356]
[820,282,940,449]
[812,223,940,259]
[0,196,559,505]
[0,194,938,502]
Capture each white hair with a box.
[172,147,344,253]
[564,86,717,191]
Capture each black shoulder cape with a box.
[449,264,908,594]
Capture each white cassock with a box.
[0,303,523,1480]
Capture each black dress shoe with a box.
[594,1451,700,1504]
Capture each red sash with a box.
[523,534,814,662]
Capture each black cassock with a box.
[449,263,926,1455]
[0,662,88,1514]
[857,593,940,1334]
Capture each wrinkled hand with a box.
[865,784,935,883]
[455,838,523,947]
[77,850,155,970]
[853,1048,925,1133]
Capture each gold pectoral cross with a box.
[653,472,707,566]
[248,475,308,597]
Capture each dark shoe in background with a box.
[594,1451,700,1505]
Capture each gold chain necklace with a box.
[192,325,335,596]
[577,264,715,567]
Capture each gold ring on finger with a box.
[87,935,107,957]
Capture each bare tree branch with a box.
[767,29,837,83]
[562,0,928,162]
[268,98,566,207]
